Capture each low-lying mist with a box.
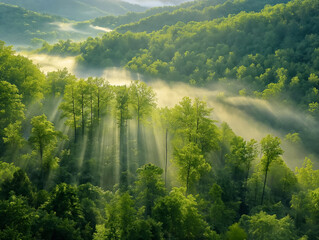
[24,53,319,169]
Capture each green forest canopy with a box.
[1,34,319,239]
[1,0,319,239]
[39,0,319,115]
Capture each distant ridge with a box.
[0,0,147,20]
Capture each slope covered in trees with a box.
[0,0,146,21]
[1,41,319,239]
[90,0,228,30]
[40,0,319,114]
[115,0,289,33]
[0,3,107,46]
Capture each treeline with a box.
[0,0,146,21]
[39,0,319,114]
[0,4,106,46]
[115,0,289,33]
[1,41,319,239]
[91,0,227,30]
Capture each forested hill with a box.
[0,0,146,21]
[115,0,290,33]
[90,0,228,30]
[40,0,319,114]
[0,3,108,46]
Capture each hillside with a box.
[115,0,290,33]
[0,3,108,46]
[91,0,228,29]
[0,0,147,21]
[2,0,319,239]
[40,0,319,113]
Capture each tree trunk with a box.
[186,163,190,195]
[119,114,128,191]
[72,88,77,143]
[165,128,168,188]
[39,143,44,189]
[97,89,100,122]
[81,93,84,136]
[90,93,93,129]
[261,161,269,205]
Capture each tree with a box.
[134,163,166,217]
[173,142,211,195]
[170,97,219,153]
[0,196,36,239]
[295,157,319,191]
[0,169,34,203]
[60,80,80,142]
[226,137,258,208]
[0,42,45,103]
[104,192,136,240]
[153,187,218,240]
[3,121,25,159]
[45,68,76,97]
[115,86,131,190]
[240,211,297,240]
[158,107,172,187]
[29,114,62,188]
[43,183,83,223]
[260,135,284,205]
[225,223,247,240]
[87,77,113,126]
[219,122,236,166]
[76,79,89,136]
[129,80,156,166]
[0,81,25,154]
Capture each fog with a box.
[23,53,319,169]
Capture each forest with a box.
[1,0,319,239]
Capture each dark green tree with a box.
[260,135,284,205]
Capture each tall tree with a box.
[115,86,131,190]
[60,80,80,142]
[134,163,166,217]
[170,97,219,153]
[76,79,89,136]
[260,134,283,205]
[0,81,25,154]
[129,80,156,166]
[45,68,76,97]
[173,142,211,195]
[87,77,113,126]
[29,114,62,188]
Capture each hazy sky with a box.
[122,0,192,7]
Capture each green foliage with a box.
[0,162,19,186]
[0,196,36,239]
[0,80,25,152]
[0,0,146,21]
[295,158,319,191]
[0,169,34,202]
[240,211,297,240]
[153,187,218,239]
[29,114,62,178]
[260,135,284,205]
[174,142,211,194]
[129,80,156,124]
[0,42,45,102]
[43,183,84,222]
[225,223,247,240]
[45,68,77,97]
[115,0,288,34]
[49,0,319,112]
[135,163,166,217]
